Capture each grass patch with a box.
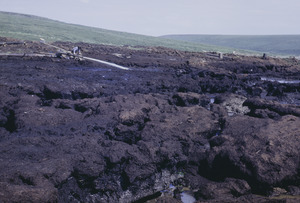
[161,34,300,56]
[0,11,258,55]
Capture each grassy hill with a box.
[161,34,300,56]
[0,11,258,55]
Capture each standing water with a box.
[181,191,196,203]
[261,77,300,84]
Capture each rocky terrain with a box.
[1,37,300,202]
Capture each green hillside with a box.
[0,11,257,54]
[161,34,300,56]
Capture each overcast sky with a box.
[1,0,299,36]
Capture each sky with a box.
[0,0,299,36]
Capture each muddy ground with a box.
[1,37,300,202]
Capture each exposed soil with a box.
[1,37,300,202]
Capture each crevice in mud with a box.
[55,176,70,189]
[157,159,172,172]
[19,175,35,186]
[113,128,142,145]
[181,141,190,156]
[104,157,116,172]
[170,93,211,108]
[3,109,17,133]
[110,115,149,145]
[56,102,72,110]
[38,86,96,107]
[70,191,81,201]
[199,154,242,181]
[74,104,89,113]
[205,118,226,148]
[172,94,188,107]
[56,176,88,203]
[120,171,130,191]
[198,154,272,195]
[71,170,98,194]
[275,176,300,193]
[71,91,94,100]
[43,86,64,100]
[243,98,300,118]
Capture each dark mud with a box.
[1,38,300,202]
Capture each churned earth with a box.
[1,37,300,202]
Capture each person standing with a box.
[72,46,81,55]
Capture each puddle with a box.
[157,172,197,203]
[228,112,235,117]
[261,77,300,84]
[160,184,176,195]
[82,56,130,70]
[68,67,112,72]
[69,66,164,73]
[112,53,123,58]
[181,192,196,203]
[160,184,197,203]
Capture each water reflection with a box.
[261,77,300,84]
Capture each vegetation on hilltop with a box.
[0,11,257,55]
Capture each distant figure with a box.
[72,46,82,55]
[219,52,223,59]
[262,53,267,60]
